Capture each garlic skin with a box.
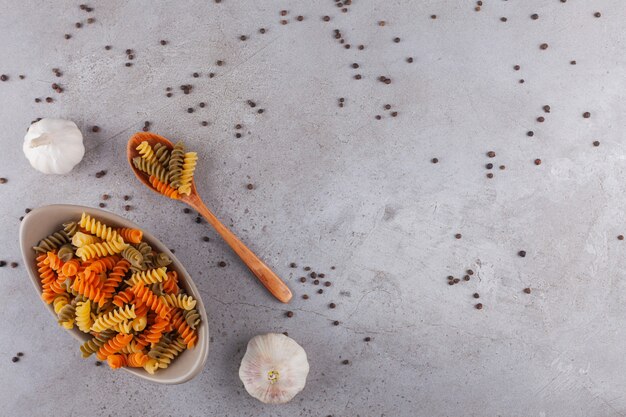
[239,333,309,404]
[23,118,84,174]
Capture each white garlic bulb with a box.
[23,118,84,174]
[239,333,309,404]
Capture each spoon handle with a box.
[184,194,293,303]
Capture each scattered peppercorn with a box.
[286,311,294,318]
[540,43,548,50]
[0,261,6,267]
[583,112,591,118]
[518,250,527,257]
[11,357,19,363]
[455,233,462,239]
[218,261,226,267]
[431,158,439,164]
[342,359,350,365]
[618,235,624,240]
[537,117,545,122]
[202,236,210,242]
[329,303,336,309]
[475,303,483,310]
[487,151,496,158]
[10,262,18,268]
[523,288,531,294]
[333,320,340,326]
[124,195,130,201]
[124,205,131,211]
[531,13,539,20]
[593,141,600,147]
[527,131,534,137]
[324,281,331,287]
[534,159,542,165]
[95,361,102,366]
[300,277,306,283]
[473,293,480,299]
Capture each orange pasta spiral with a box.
[133,299,149,318]
[117,228,144,244]
[46,251,64,272]
[61,258,80,277]
[136,315,169,348]
[86,255,120,275]
[126,352,149,367]
[163,271,180,294]
[37,254,58,304]
[96,333,133,360]
[149,175,180,200]
[131,282,171,319]
[106,354,127,369]
[170,308,198,348]
[102,259,131,302]
[112,288,134,308]
[72,275,106,305]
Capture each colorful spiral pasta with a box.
[136,141,159,165]
[96,333,134,360]
[33,230,70,254]
[33,215,201,372]
[79,329,116,358]
[126,267,168,286]
[149,175,180,199]
[121,245,143,268]
[71,231,100,248]
[131,282,172,319]
[91,304,136,332]
[133,156,169,185]
[167,141,185,189]
[75,300,93,333]
[153,143,171,167]
[76,240,128,262]
[159,293,197,310]
[148,335,186,369]
[117,228,143,244]
[177,152,198,196]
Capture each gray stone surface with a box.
[1,0,625,416]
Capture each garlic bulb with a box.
[239,333,309,404]
[23,118,84,174]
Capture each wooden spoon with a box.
[127,132,292,303]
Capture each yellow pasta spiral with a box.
[111,320,134,334]
[91,304,136,332]
[144,358,160,374]
[159,293,197,310]
[125,267,168,286]
[76,240,129,262]
[71,231,101,248]
[177,152,197,196]
[53,294,70,314]
[136,141,159,165]
[79,212,121,242]
[75,300,94,333]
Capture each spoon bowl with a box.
[127,132,292,303]
[19,204,209,384]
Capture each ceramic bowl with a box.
[19,204,209,384]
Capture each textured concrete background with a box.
[1,1,626,416]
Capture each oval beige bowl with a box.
[19,204,209,384]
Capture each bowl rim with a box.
[19,204,209,384]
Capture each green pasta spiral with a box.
[79,329,116,358]
[63,221,80,237]
[133,157,169,184]
[153,143,171,167]
[168,141,185,189]
[33,230,70,253]
[183,309,201,330]
[152,252,172,268]
[57,244,74,262]
[148,335,186,369]
[121,246,143,268]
